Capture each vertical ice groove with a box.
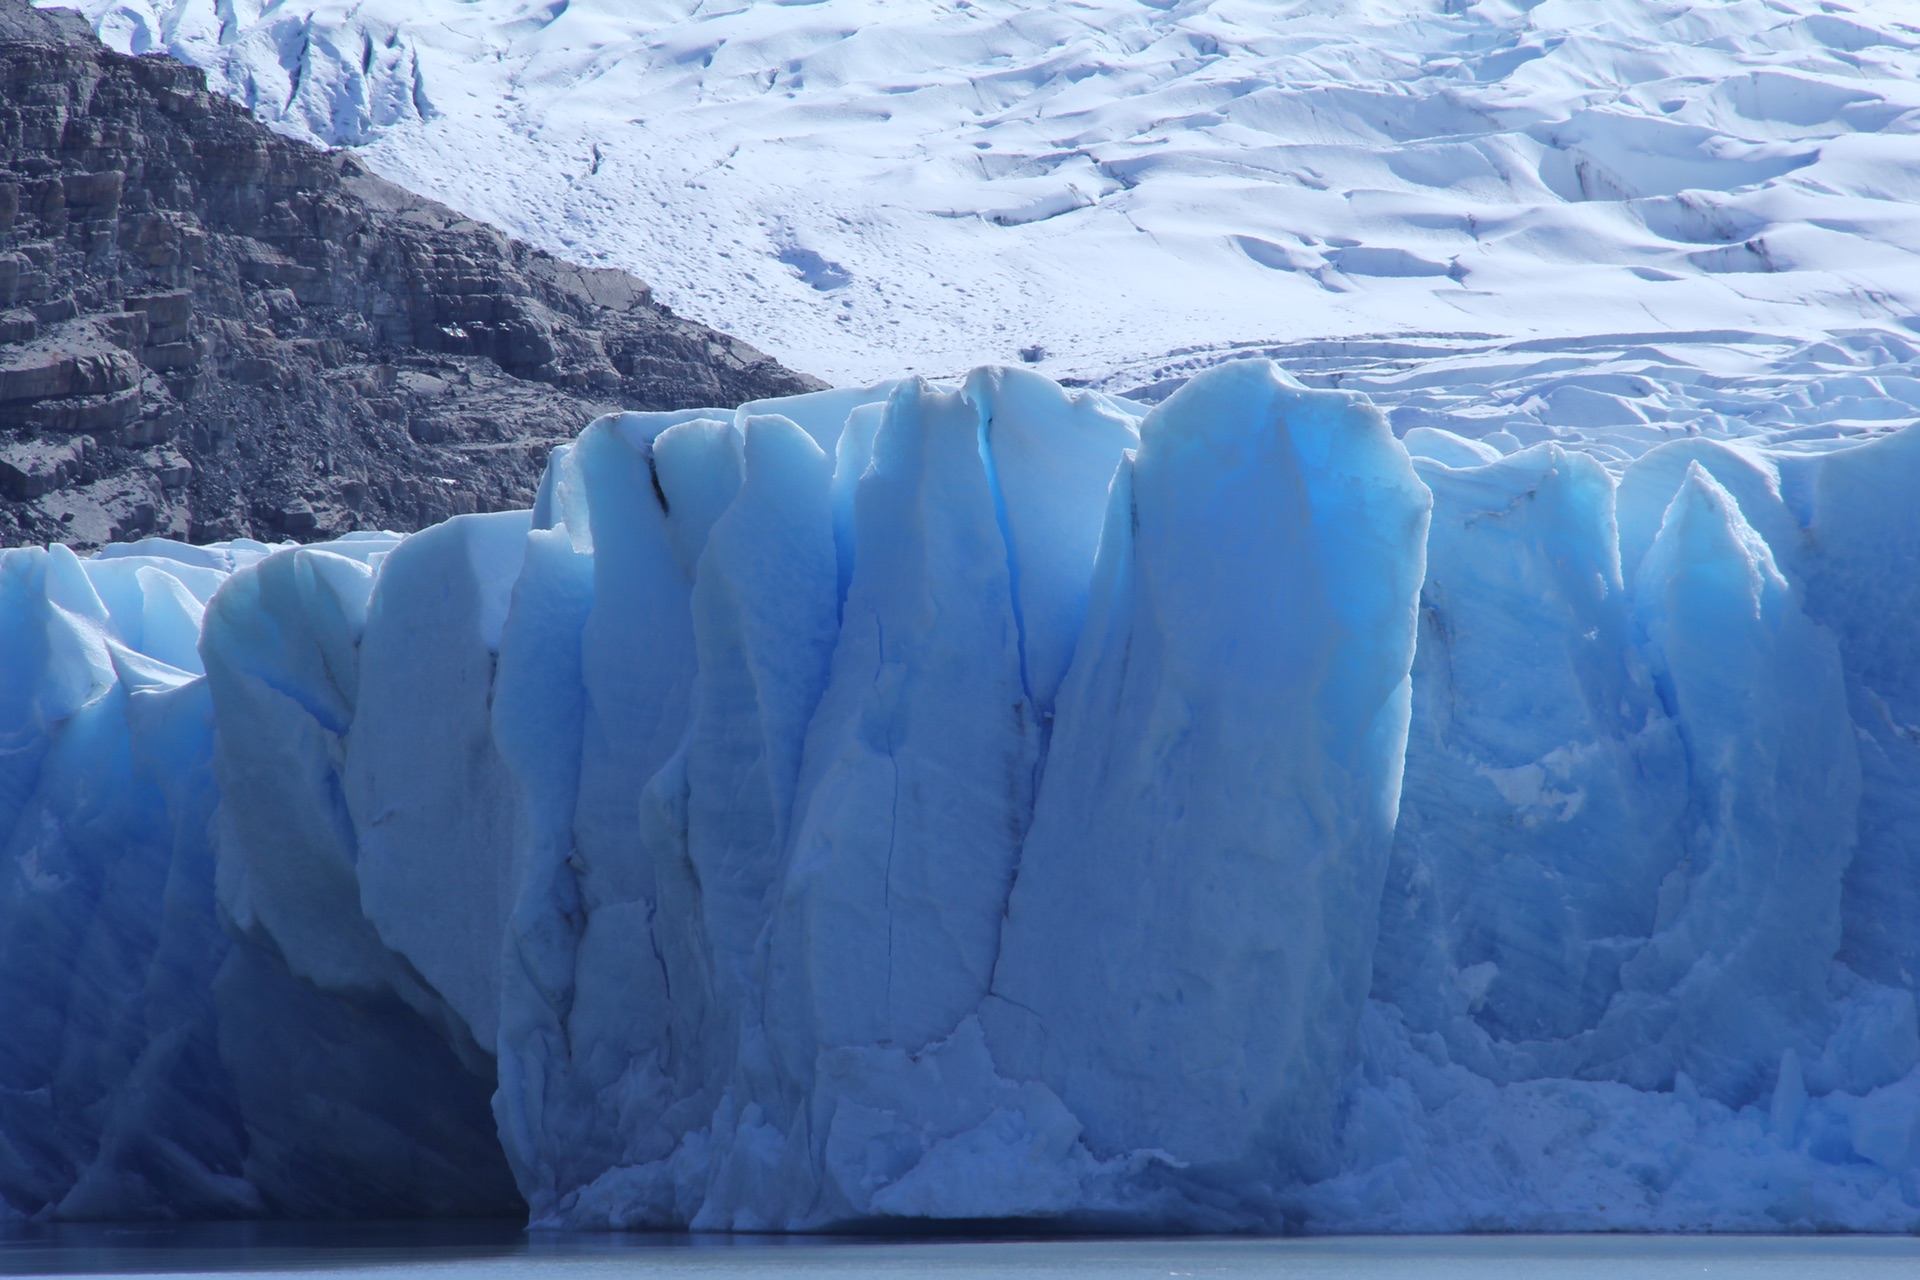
[682,414,837,998]
[828,401,887,616]
[489,407,740,1225]
[489,521,594,1211]
[961,366,1140,718]
[988,360,1430,1186]
[1374,443,1688,1050]
[971,390,1033,707]
[1608,462,1858,1104]
[769,375,1038,1062]
[630,411,843,1196]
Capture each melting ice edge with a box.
[6,360,1920,1231]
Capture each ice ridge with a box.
[5,362,1920,1231]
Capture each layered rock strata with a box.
[0,0,819,550]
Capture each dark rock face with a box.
[0,0,822,550]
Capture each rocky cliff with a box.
[0,0,822,549]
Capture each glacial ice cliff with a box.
[6,361,1920,1231]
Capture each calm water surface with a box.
[4,1224,1919,1278]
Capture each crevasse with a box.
[3,361,1919,1231]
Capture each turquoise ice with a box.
[3,363,1919,1232]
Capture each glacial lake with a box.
[5,1226,1920,1278]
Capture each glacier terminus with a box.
[5,361,1920,1231]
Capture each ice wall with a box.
[0,537,520,1220]
[989,363,1428,1187]
[5,361,1920,1231]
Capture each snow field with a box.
[51,0,1920,404]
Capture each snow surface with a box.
[47,0,1920,416]
[9,363,1920,1230]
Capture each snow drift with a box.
[5,362,1920,1231]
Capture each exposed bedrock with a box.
[0,0,817,552]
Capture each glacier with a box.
[54,0,1920,397]
[6,361,1920,1231]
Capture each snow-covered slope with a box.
[52,0,1920,408]
[11,365,1920,1230]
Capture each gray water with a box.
[6,1226,1920,1279]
